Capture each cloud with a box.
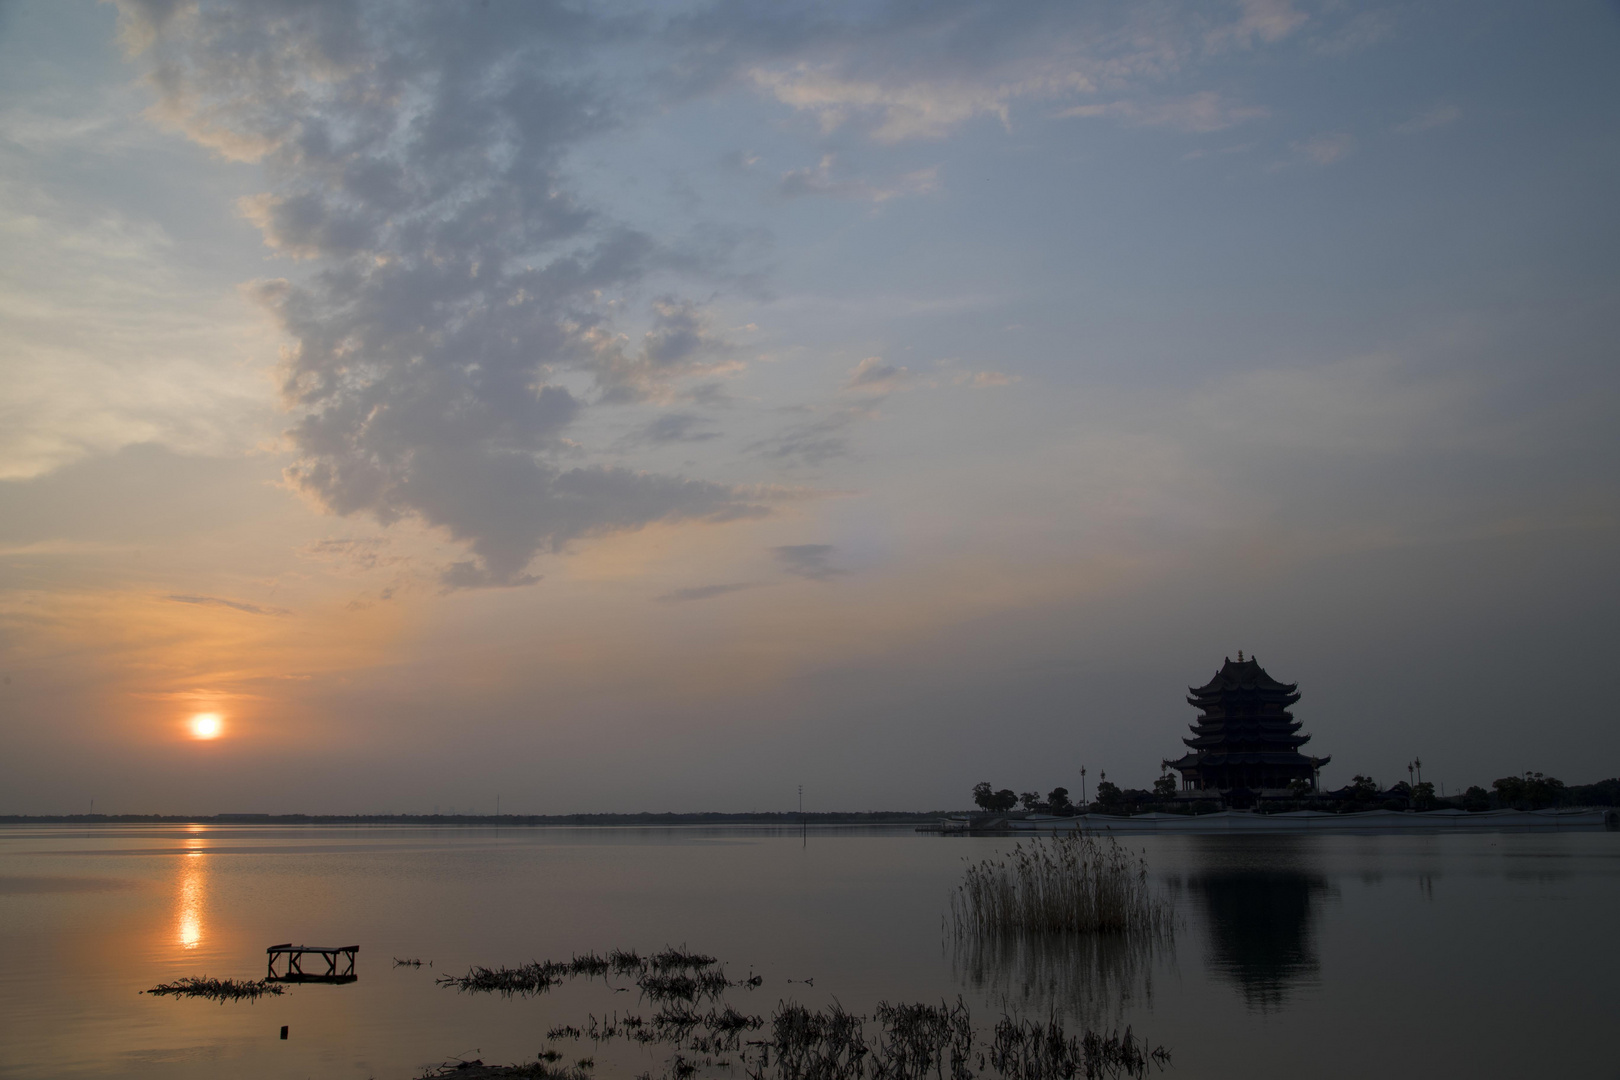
[655,582,756,604]
[746,407,871,466]
[635,413,722,444]
[1395,104,1461,135]
[841,356,910,396]
[777,154,939,202]
[164,594,289,616]
[113,1,768,587]
[957,370,1019,388]
[301,537,407,574]
[773,543,844,580]
[1312,10,1396,55]
[1283,132,1356,167]
[1205,0,1307,51]
[1057,91,1268,133]
[584,297,747,403]
[730,3,1303,144]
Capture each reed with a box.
[609,948,645,975]
[650,947,718,971]
[567,952,611,977]
[439,996,1168,1080]
[950,835,1172,938]
[143,977,284,1002]
[638,967,733,1002]
[989,1016,1169,1080]
[438,960,568,996]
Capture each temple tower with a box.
[1164,653,1329,795]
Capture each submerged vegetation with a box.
[436,946,745,1002]
[143,977,284,1002]
[951,835,1173,938]
[432,997,1168,1080]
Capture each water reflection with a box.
[1184,849,1335,1012]
[951,930,1170,1027]
[176,835,207,952]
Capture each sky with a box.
[1,0,1617,814]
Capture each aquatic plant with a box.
[609,948,645,974]
[769,1000,871,1080]
[439,960,568,996]
[989,1016,1168,1080]
[441,946,727,999]
[417,1060,589,1079]
[447,996,1167,1080]
[638,967,733,1002]
[951,835,1172,937]
[650,946,718,971]
[872,999,975,1080]
[568,952,612,977]
[143,977,284,1002]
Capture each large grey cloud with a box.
[108,0,1338,587]
[116,0,762,586]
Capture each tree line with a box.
[969,773,1620,814]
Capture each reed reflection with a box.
[951,928,1168,1028]
[1182,843,1335,1012]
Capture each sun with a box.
[189,713,223,740]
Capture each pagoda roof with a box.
[1188,655,1298,698]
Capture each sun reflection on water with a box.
[176,835,207,951]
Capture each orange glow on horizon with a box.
[188,713,223,739]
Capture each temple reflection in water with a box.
[1182,840,1336,1012]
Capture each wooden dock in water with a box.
[266,943,358,982]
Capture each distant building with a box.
[1163,653,1329,798]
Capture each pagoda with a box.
[1164,653,1328,795]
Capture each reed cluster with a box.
[466,996,1169,1080]
[438,960,567,995]
[437,944,734,999]
[639,968,734,1002]
[143,977,284,1002]
[989,1017,1168,1080]
[950,836,1172,938]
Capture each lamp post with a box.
[1080,766,1087,807]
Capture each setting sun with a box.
[188,713,223,740]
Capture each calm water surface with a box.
[0,824,1614,1079]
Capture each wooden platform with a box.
[266,943,358,982]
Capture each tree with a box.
[1019,791,1045,812]
[1349,775,1377,802]
[1411,781,1436,809]
[1287,777,1314,799]
[1047,787,1073,815]
[1095,780,1122,808]
[1460,785,1491,811]
[972,782,1018,812]
[1153,774,1178,800]
[1494,772,1565,809]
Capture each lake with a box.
[0,824,1614,1078]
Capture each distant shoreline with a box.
[0,811,950,826]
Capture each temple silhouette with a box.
[1164,653,1329,802]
